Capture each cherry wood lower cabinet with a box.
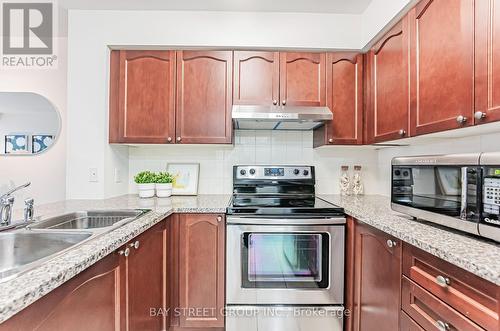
[168,213,225,331]
[313,52,363,146]
[346,217,402,331]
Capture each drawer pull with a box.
[386,239,397,248]
[436,320,450,331]
[436,275,450,288]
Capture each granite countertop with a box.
[0,194,231,324]
[320,194,500,285]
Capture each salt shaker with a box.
[352,165,364,195]
[340,166,351,196]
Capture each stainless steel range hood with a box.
[232,105,332,131]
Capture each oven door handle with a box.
[226,216,346,225]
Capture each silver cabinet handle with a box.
[474,111,486,120]
[176,137,182,142]
[386,239,397,248]
[328,138,333,143]
[435,275,450,288]
[129,240,140,250]
[217,216,223,223]
[281,100,286,106]
[167,137,172,142]
[456,115,467,124]
[118,247,130,257]
[398,129,406,136]
[436,320,450,331]
[272,100,278,105]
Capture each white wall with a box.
[129,130,379,195]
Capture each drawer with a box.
[403,244,499,330]
[401,311,424,331]
[402,277,484,331]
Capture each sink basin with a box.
[29,209,147,231]
[0,231,92,282]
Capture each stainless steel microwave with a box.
[391,153,500,242]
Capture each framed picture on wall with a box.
[167,163,200,195]
[4,134,29,154]
[32,134,55,154]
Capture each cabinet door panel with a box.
[367,19,410,143]
[125,221,166,331]
[475,0,500,124]
[178,214,225,329]
[318,53,363,145]
[349,219,401,331]
[110,50,176,143]
[233,51,279,106]
[0,255,121,331]
[176,51,233,144]
[279,52,326,106]
[410,0,475,135]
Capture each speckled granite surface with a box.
[0,194,230,324]
[319,194,500,285]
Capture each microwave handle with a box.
[460,167,468,220]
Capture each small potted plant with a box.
[155,172,174,198]
[134,171,156,198]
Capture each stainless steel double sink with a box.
[0,209,149,282]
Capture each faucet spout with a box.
[0,182,31,199]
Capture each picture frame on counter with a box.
[167,163,200,195]
[4,134,29,154]
[32,134,55,154]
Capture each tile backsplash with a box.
[128,130,380,195]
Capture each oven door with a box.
[226,217,345,305]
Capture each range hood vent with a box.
[232,105,333,131]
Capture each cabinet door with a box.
[279,52,326,106]
[410,0,475,135]
[176,51,233,144]
[348,218,401,331]
[475,0,500,124]
[233,51,280,106]
[366,18,410,143]
[315,52,363,146]
[109,50,176,144]
[0,254,121,331]
[178,214,225,329]
[124,221,166,331]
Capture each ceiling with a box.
[59,0,373,14]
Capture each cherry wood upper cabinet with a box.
[109,50,176,144]
[279,52,326,106]
[475,0,500,124]
[176,51,233,144]
[314,53,363,146]
[0,254,121,331]
[122,221,166,331]
[233,51,280,106]
[178,214,225,330]
[366,18,410,143]
[347,218,401,331]
[409,0,475,136]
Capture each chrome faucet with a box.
[0,182,32,227]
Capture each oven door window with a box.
[241,232,329,289]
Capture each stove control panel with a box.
[235,166,313,180]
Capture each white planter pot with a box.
[155,183,173,198]
[137,183,155,198]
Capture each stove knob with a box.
[294,169,300,175]
[249,168,256,175]
[240,169,246,176]
[303,170,309,176]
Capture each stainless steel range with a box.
[225,165,346,331]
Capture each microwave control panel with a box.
[483,177,500,224]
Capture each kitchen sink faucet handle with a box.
[0,196,15,226]
[24,198,34,223]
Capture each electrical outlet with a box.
[89,168,98,182]
[114,168,121,183]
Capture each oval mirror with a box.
[0,92,60,156]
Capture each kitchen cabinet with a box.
[365,17,410,143]
[346,217,401,331]
[120,220,167,331]
[475,0,500,124]
[314,52,363,146]
[279,52,326,106]
[176,50,233,144]
[409,0,475,136]
[233,51,280,106]
[0,252,122,331]
[109,50,176,144]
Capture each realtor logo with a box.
[1,1,56,67]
